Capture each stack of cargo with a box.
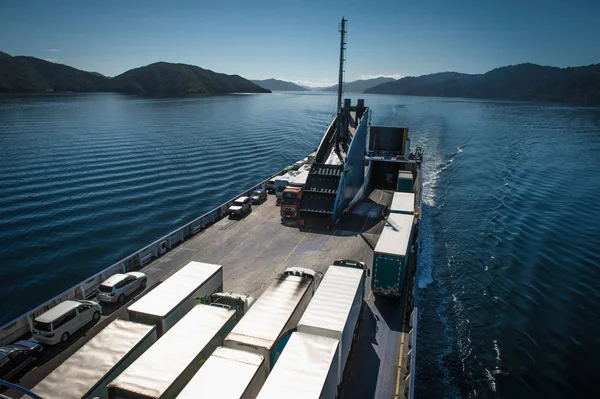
[28,319,157,399]
[107,304,235,399]
[176,347,267,399]
[127,261,223,336]
[296,264,365,387]
[224,269,318,371]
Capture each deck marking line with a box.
[395,332,406,398]
[395,292,410,398]
[280,230,310,266]
[255,224,285,259]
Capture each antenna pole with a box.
[336,17,347,146]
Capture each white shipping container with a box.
[257,332,339,399]
[127,261,223,335]
[224,273,314,371]
[390,192,415,215]
[375,213,414,257]
[176,347,267,399]
[28,320,157,399]
[108,304,235,399]
[297,265,364,386]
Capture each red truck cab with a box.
[280,186,303,218]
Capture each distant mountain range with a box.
[0,52,270,96]
[366,63,600,105]
[3,52,598,105]
[317,77,396,93]
[251,78,309,91]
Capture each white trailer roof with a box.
[30,319,155,399]
[374,213,414,257]
[128,261,221,317]
[176,347,264,399]
[109,305,234,399]
[226,275,311,350]
[390,192,415,214]
[298,266,363,335]
[289,167,310,186]
[257,332,339,399]
[277,165,311,185]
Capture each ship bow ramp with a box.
[299,99,368,229]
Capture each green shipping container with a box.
[372,213,414,297]
[397,170,413,193]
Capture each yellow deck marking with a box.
[395,293,410,398]
[395,332,406,398]
[281,230,309,266]
[255,224,285,259]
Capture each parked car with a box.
[250,189,267,205]
[0,340,43,381]
[265,179,276,194]
[228,196,252,217]
[97,272,147,304]
[32,300,102,345]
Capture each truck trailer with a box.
[297,264,365,387]
[224,267,321,371]
[108,304,236,399]
[257,332,340,399]
[208,291,256,322]
[389,192,415,215]
[127,261,223,336]
[28,319,157,399]
[175,347,267,399]
[275,165,311,204]
[372,213,415,297]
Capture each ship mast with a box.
[336,17,347,148]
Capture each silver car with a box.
[97,272,147,304]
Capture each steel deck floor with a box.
[10,189,411,399]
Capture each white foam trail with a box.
[418,209,434,289]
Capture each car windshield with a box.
[33,321,51,332]
[282,198,298,204]
[98,284,113,293]
[0,347,12,354]
[233,201,244,206]
[253,191,262,196]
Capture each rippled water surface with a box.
[1,92,599,398]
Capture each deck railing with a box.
[0,170,285,345]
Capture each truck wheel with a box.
[93,311,100,321]
[61,332,69,343]
[118,294,125,304]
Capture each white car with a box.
[32,300,102,345]
[228,196,252,217]
[97,272,147,304]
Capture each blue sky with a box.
[1,0,598,87]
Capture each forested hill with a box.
[365,63,600,106]
[0,53,271,96]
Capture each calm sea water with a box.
[1,92,599,398]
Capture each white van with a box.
[32,300,102,345]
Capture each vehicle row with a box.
[22,259,366,399]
